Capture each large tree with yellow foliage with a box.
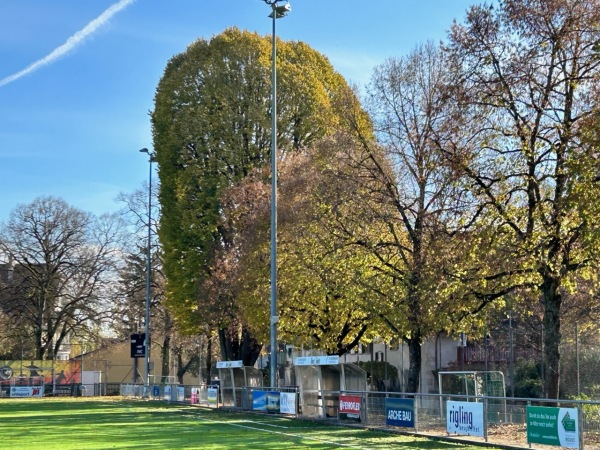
[222,141,390,358]
[444,0,600,398]
[152,28,360,364]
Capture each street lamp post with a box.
[263,0,290,389]
[139,147,155,394]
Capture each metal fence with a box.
[1,381,92,397]
[238,386,299,412]
[119,383,220,408]
[111,383,600,449]
[235,389,600,450]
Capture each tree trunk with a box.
[175,352,195,385]
[218,326,261,365]
[206,335,213,382]
[218,328,230,360]
[406,335,422,393]
[541,275,562,399]
[240,328,262,366]
[160,334,171,383]
[35,308,44,360]
[177,357,184,384]
[404,254,424,395]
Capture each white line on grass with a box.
[239,419,290,429]
[194,415,369,449]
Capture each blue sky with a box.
[0,0,478,223]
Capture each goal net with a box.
[438,371,507,423]
[148,375,178,385]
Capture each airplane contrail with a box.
[0,0,136,88]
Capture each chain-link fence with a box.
[116,381,600,448]
[235,389,600,450]
[453,316,600,402]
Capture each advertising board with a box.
[446,401,484,437]
[252,391,267,411]
[215,360,243,369]
[10,386,43,398]
[177,386,185,402]
[207,387,218,404]
[266,392,280,413]
[280,392,296,415]
[339,395,361,419]
[527,406,579,448]
[252,391,280,413]
[293,356,340,366]
[385,398,415,428]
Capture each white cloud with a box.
[0,0,136,87]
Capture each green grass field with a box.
[0,397,501,449]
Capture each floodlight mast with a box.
[263,0,290,389]
[139,147,155,396]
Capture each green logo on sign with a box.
[561,412,576,432]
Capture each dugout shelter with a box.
[216,360,263,407]
[294,355,367,418]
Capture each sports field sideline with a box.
[0,397,506,449]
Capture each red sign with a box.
[339,395,361,415]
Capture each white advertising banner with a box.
[10,386,43,398]
[280,392,296,415]
[215,360,243,369]
[293,355,339,366]
[207,387,218,404]
[446,401,484,437]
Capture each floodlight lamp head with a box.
[268,1,291,18]
[139,147,156,161]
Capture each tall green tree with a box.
[152,28,356,364]
[445,0,600,398]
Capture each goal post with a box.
[438,371,507,423]
[148,375,178,385]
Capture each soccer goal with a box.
[438,371,507,423]
[148,375,178,385]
